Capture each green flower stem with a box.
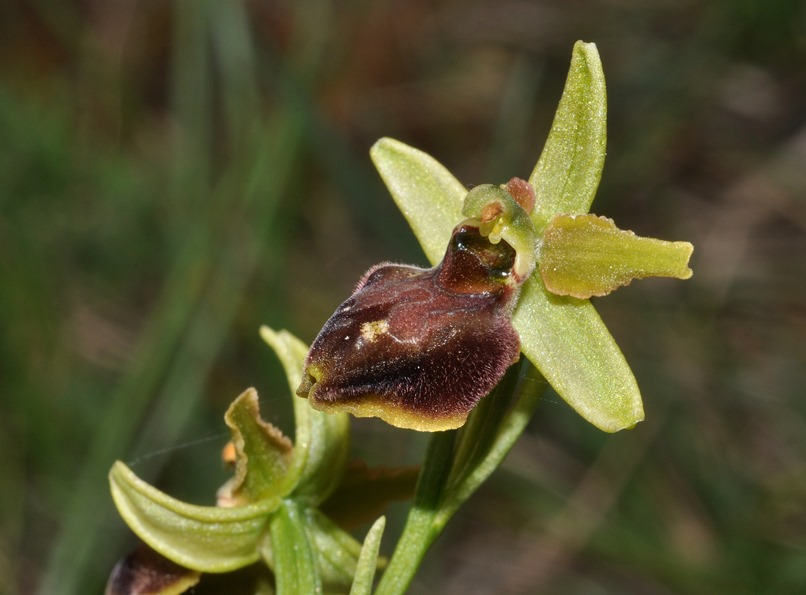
[375,363,545,595]
[439,366,544,526]
[445,362,522,491]
[374,429,456,595]
[269,500,321,595]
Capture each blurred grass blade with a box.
[170,0,213,204]
[512,276,643,432]
[269,501,321,595]
[370,137,466,266]
[350,516,386,595]
[208,0,259,149]
[109,462,277,573]
[529,41,607,232]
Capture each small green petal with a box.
[109,462,279,573]
[540,214,694,298]
[217,388,293,506]
[370,137,466,266]
[529,41,607,232]
[260,326,350,505]
[512,276,644,432]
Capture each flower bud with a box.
[297,224,525,431]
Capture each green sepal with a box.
[350,516,387,595]
[217,387,293,506]
[109,461,280,573]
[540,213,694,298]
[512,276,643,432]
[260,326,350,506]
[529,41,607,233]
[462,184,537,280]
[370,137,466,266]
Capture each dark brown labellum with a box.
[106,544,200,595]
[296,224,524,431]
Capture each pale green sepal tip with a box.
[109,461,278,573]
[350,516,387,595]
[529,41,607,232]
[512,276,644,433]
[370,137,466,266]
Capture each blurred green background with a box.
[2,1,805,593]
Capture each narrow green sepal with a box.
[529,41,607,232]
[258,326,311,395]
[370,137,466,266]
[513,276,644,432]
[540,214,694,298]
[109,462,279,573]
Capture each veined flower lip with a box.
[297,223,524,432]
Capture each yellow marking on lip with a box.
[360,319,389,342]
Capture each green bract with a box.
[371,41,692,433]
